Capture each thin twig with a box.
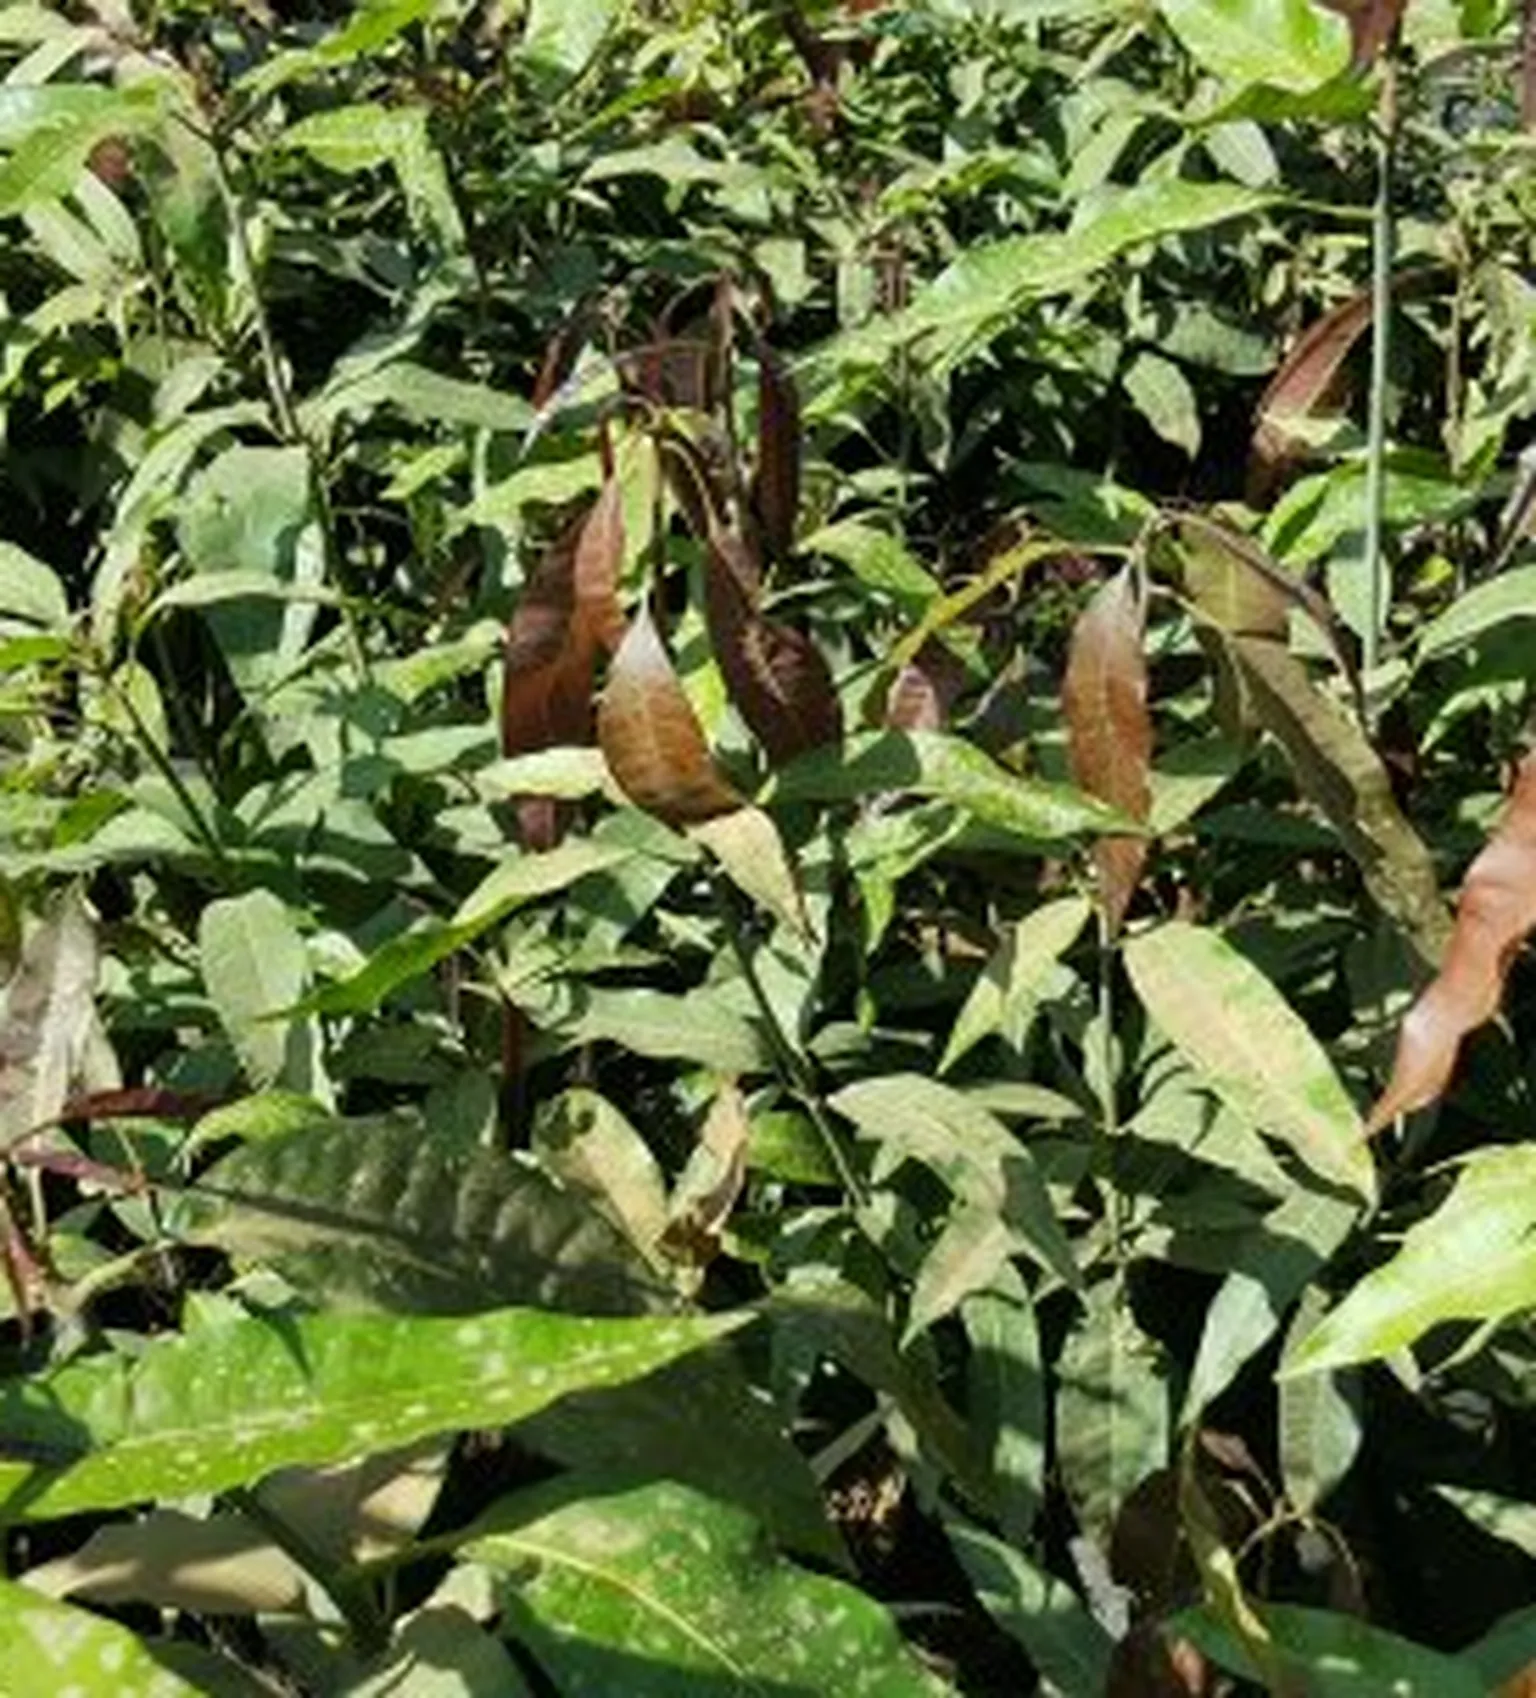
[1361,52,1398,701]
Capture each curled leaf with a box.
[1062,566,1153,935]
[659,1078,751,1268]
[752,338,801,564]
[704,525,842,768]
[598,605,741,826]
[1366,750,1536,1134]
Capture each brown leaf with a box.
[1062,566,1153,935]
[1248,291,1374,505]
[501,485,625,847]
[752,338,801,564]
[704,524,842,768]
[1366,749,1536,1134]
[597,604,741,826]
[884,639,967,732]
[615,337,722,413]
[1498,1662,1536,1698]
[659,1077,751,1267]
[1318,0,1407,70]
[55,1086,218,1125]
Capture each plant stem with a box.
[101,666,229,870]
[1096,909,1125,1265]
[710,873,868,1209]
[1362,52,1398,700]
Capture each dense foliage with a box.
[1,0,1535,1692]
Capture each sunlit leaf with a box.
[597,606,741,825]
[1125,922,1374,1199]
[961,1267,1046,1543]
[1062,567,1152,934]
[1158,0,1349,91]
[1366,750,1536,1132]
[1434,1485,1536,1562]
[199,890,321,1097]
[941,895,1090,1073]
[689,805,811,940]
[1278,1288,1363,1512]
[531,1088,669,1263]
[0,1575,212,1696]
[1283,1144,1536,1375]
[659,1078,751,1268]
[177,1115,667,1315]
[0,1305,743,1520]
[468,1478,948,1696]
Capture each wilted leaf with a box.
[1125,922,1374,1199]
[752,337,801,563]
[704,524,842,767]
[659,1079,751,1268]
[1248,291,1373,503]
[470,1478,947,1695]
[1366,750,1536,1132]
[1062,567,1153,934]
[177,1115,667,1315]
[1282,1144,1536,1375]
[0,1305,742,1520]
[597,606,741,825]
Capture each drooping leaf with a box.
[1062,567,1153,934]
[0,1305,743,1521]
[1248,290,1374,503]
[704,523,842,767]
[175,1115,668,1315]
[775,729,1133,842]
[1170,1600,1484,1698]
[1278,1288,1363,1513]
[1056,1280,1171,1545]
[0,1574,212,1696]
[597,606,741,825]
[467,1477,948,1696]
[945,1514,1114,1698]
[831,1074,1079,1292]
[941,895,1090,1073]
[1282,1144,1536,1376]
[1366,750,1536,1133]
[752,336,801,563]
[658,1078,752,1268]
[962,1266,1047,1543]
[1124,922,1375,1199]
[199,890,320,1096]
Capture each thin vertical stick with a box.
[1361,53,1397,703]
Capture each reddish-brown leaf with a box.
[598,604,741,826]
[501,486,625,847]
[704,525,842,768]
[55,1086,218,1125]
[1366,749,1536,1134]
[0,1192,43,1338]
[1248,291,1374,505]
[884,639,967,732]
[615,337,722,413]
[1062,567,1153,935]
[752,339,801,565]
[1319,0,1408,69]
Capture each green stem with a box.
[1096,910,1125,1266]
[710,874,868,1209]
[1361,53,1397,698]
[101,666,229,870]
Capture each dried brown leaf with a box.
[884,639,967,732]
[752,339,801,564]
[1366,750,1536,1134]
[705,524,842,768]
[501,486,625,847]
[1318,0,1408,69]
[659,1077,751,1267]
[615,337,722,412]
[597,604,741,826]
[1062,567,1152,935]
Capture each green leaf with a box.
[0,1575,209,1696]
[531,1088,670,1262]
[0,81,170,215]
[177,1116,667,1315]
[1282,1145,1536,1375]
[831,1075,1079,1292]
[0,541,68,629]
[0,1306,742,1522]
[535,984,771,1076]
[941,895,1089,1072]
[302,839,632,1017]
[774,730,1132,843]
[1278,1288,1362,1513]
[199,890,321,1095]
[1124,351,1201,457]
[1416,565,1536,664]
[1124,921,1375,1200]
[467,1478,948,1696]
[1434,1484,1536,1561]
[1056,1280,1170,1543]
[239,0,444,98]
[521,0,620,79]
[1170,1601,1484,1697]
[1158,0,1349,90]
[690,806,812,941]
[944,1515,1113,1698]
[962,1266,1046,1543]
